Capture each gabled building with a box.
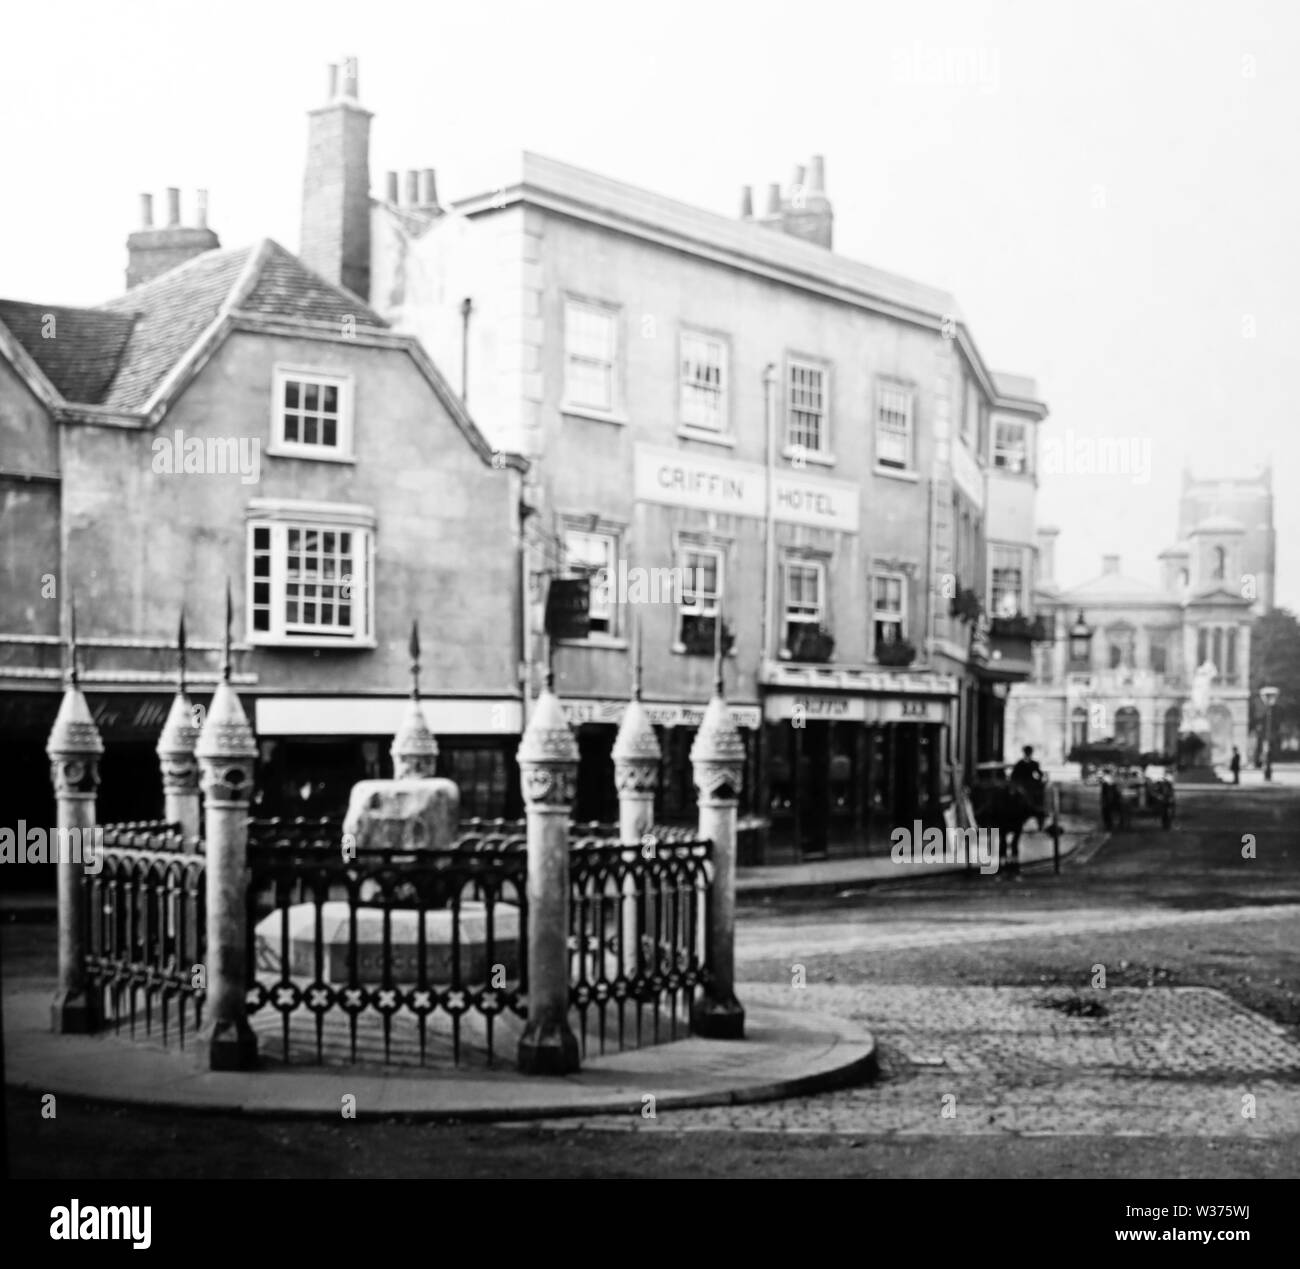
[0,220,525,833]
[296,59,1049,860]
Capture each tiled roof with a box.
[97,245,256,409]
[1,240,390,411]
[238,241,387,330]
[0,300,136,404]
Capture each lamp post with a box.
[1259,685,1279,782]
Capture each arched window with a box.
[1115,706,1140,749]
[1071,707,1088,750]
[1163,706,1181,757]
[1212,546,1226,580]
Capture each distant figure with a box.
[1230,746,1241,785]
[1011,745,1046,830]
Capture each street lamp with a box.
[1259,685,1279,782]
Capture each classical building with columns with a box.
[1009,528,1255,769]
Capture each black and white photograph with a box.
[1,0,1296,1236]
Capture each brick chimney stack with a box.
[300,56,372,301]
[125,189,220,289]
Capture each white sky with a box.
[5,0,1296,608]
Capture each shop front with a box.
[252,695,524,820]
[559,697,763,827]
[761,675,957,862]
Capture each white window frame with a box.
[245,500,375,647]
[675,545,725,644]
[988,544,1029,619]
[992,419,1029,473]
[270,366,354,461]
[562,298,619,417]
[875,382,914,471]
[872,572,908,648]
[782,559,826,652]
[679,330,729,435]
[786,357,829,454]
[561,525,620,639]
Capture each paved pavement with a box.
[737,818,1092,896]
[1,985,874,1120]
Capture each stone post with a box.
[157,613,202,845]
[157,696,202,844]
[690,690,746,1039]
[613,682,662,989]
[47,655,104,1034]
[516,678,580,1074]
[194,599,258,1071]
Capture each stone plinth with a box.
[254,901,520,984]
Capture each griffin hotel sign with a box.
[634,444,859,533]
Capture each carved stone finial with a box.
[517,685,578,807]
[47,680,104,797]
[392,699,439,778]
[612,695,661,794]
[690,691,746,804]
[157,691,201,794]
[195,679,256,804]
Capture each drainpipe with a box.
[460,297,473,404]
[761,363,777,666]
[759,363,777,865]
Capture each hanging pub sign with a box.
[545,577,590,640]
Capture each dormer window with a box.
[272,367,354,460]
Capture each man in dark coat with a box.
[1010,746,1046,830]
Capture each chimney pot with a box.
[740,185,753,219]
[139,193,153,229]
[327,63,339,99]
[195,189,208,229]
[340,56,358,99]
[405,170,419,205]
[766,182,781,216]
[791,164,806,195]
[420,168,438,207]
[809,154,826,194]
[386,171,399,204]
[166,187,180,227]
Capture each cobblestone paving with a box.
[525,984,1300,1138]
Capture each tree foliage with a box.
[1249,608,1300,731]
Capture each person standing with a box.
[1230,746,1241,785]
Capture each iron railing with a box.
[245,834,529,1068]
[80,820,715,1070]
[83,824,206,1047]
[568,833,713,1056]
